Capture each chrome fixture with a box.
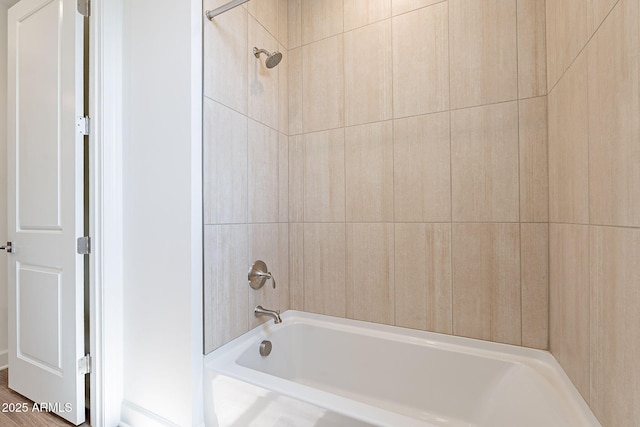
[254,305,282,324]
[253,47,283,69]
[259,340,272,357]
[205,0,249,20]
[0,242,12,253]
[248,260,276,290]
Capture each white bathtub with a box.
[204,311,601,427]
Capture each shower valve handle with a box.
[248,260,276,290]
[257,271,276,289]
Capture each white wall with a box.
[0,0,12,370]
[118,0,203,426]
[3,0,204,422]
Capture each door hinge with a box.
[79,354,92,375]
[77,116,90,136]
[77,236,91,255]
[77,0,90,17]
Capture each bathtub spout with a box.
[254,305,282,324]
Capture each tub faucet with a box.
[254,305,282,324]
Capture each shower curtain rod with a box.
[205,0,249,20]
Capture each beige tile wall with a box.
[449,0,518,108]
[450,102,520,222]
[452,223,522,345]
[203,0,290,354]
[393,112,451,222]
[392,3,449,117]
[547,0,640,425]
[394,223,452,333]
[549,223,591,400]
[345,122,394,222]
[288,0,549,349]
[204,0,550,356]
[203,1,640,424]
[520,222,549,349]
[345,20,393,125]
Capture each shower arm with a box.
[205,0,249,20]
[253,48,271,58]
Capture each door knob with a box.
[0,242,13,253]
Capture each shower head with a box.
[253,47,283,69]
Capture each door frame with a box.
[87,1,204,425]
[87,0,124,425]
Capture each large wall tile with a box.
[452,223,521,345]
[288,47,302,135]
[204,225,249,353]
[248,16,279,130]
[345,122,394,222]
[590,226,640,427]
[249,224,290,328]
[394,112,451,222]
[289,223,304,310]
[288,0,301,48]
[304,129,346,222]
[588,0,640,227]
[344,0,391,31]
[519,97,549,222]
[546,0,588,89]
[517,0,547,98]
[302,35,344,132]
[449,0,518,108]
[521,223,549,349]
[277,0,288,46]
[278,43,288,134]
[301,0,343,44]
[278,133,289,222]
[288,135,304,222]
[203,99,247,225]
[548,51,589,224]
[346,223,395,324]
[549,224,590,402]
[248,120,281,222]
[451,102,520,222]
[303,223,347,317]
[344,20,393,126]
[395,223,452,333]
[392,3,449,118]
[204,4,248,114]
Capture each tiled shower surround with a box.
[203,1,640,426]
[547,0,640,425]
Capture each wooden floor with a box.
[0,369,89,426]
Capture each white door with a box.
[6,0,86,424]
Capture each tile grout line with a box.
[283,95,548,138]
[543,0,552,351]
[245,7,251,330]
[390,11,397,328]
[342,1,347,318]
[447,0,455,336]
[585,7,592,402]
[515,0,523,347]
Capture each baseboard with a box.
[0,350,8,370]
[119,400,183,427]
